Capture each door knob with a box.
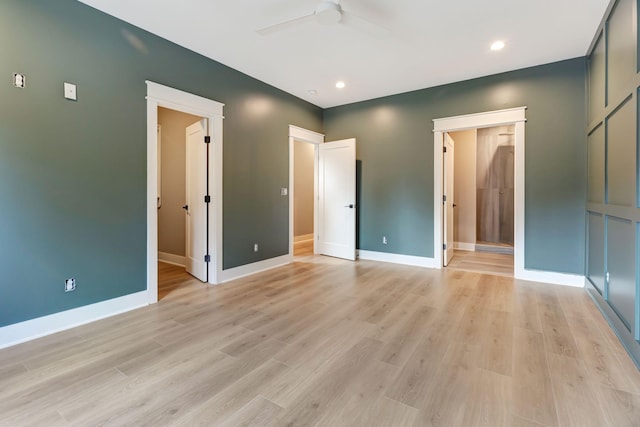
[182,205,188,210]
[344,204,354,209]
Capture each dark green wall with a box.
[0,0,322,327]
[585,0,640,367]
[324,58,587,274]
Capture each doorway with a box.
[444,126,515,276]
[288,126,323,258]
[293,138,316,257]
[157,108,208,294]
[433,107,526,279]
[146,81,224,304]
[288,126,357,262]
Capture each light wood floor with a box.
[1,257,640,426]
[447,250,514,277]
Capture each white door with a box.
[157,125,162,208]
[443,133,455,266]
[185,119,208,281]
[318,138,356,260]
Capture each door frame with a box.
[288,125,324,258]
[433,107,526,277]
[146,81,224,303]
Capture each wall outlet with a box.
[64,82,77,101]
[382,236,388,245]
[64,278,76,292]
[254,243,259,252]
[12,73,25,88]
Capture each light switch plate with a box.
[280,187,288,196]
[64,82,77,101]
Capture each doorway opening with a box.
[292,138,317,257]
[146,81,224,304]
[433,107,526,278]
[444,126,515,276]
[157,108,209,298]
[288,126,357,262]
[288,126,323,259]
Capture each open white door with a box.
[443,133,455,266]
[318,138,356,260]
[185,119,208,282]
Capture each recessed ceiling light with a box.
[308,89,317,95]
[490,41,505,51]
[336,81,346,89]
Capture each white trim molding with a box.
[288,125,324,257]
[220,255,292,283]
[158,252,186,267]
[518,270,585,288]
[146,81,224,303]
[358,250,438,269]
[0,292,148,349]
[454,242,476,251]
[433,107,527,279]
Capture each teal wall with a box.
[324,58,587,274]
[0,0,322,327]
[585,0,640,367]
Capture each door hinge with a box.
[204,195,211,203]
[204,254,211,263]
[443,243,447,250]
[204,136,211,144]
[443,195,446,203]
[443,146,447,153]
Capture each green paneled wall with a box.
[324,58,587,274]
[0,0,322,327]
[585,0,640,366]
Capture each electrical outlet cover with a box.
[13,73,25,88]
[64,82,77,101]
[65,278,76,292]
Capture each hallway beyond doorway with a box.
[447,250,513,277]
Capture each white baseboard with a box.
[358,250,437,269]
[294,234,314,243]
[220,255,292,283]
[454,242,476,251]
[158,252,186,267]
[0,291,149,349]
[516,269,585,288]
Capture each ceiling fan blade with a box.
[341,10,390,39]
[257,13,315,36]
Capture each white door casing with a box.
[443,133,454,266]
[433,107,526,277]
[318,138,357,260]
[185,119,208,282]
[288,126,324,258]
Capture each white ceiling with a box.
[77,0,609,108]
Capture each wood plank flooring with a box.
[447,249,514,276]
[1,257,639,426]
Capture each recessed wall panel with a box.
[607,0,637,105]
[589,34,606,123]
[607,216,636,331]
[588,212,605,293]
[588,125,605,203]
[606,98,636,206]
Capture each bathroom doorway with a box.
[445,126,514,276]
[433,107,526,279]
